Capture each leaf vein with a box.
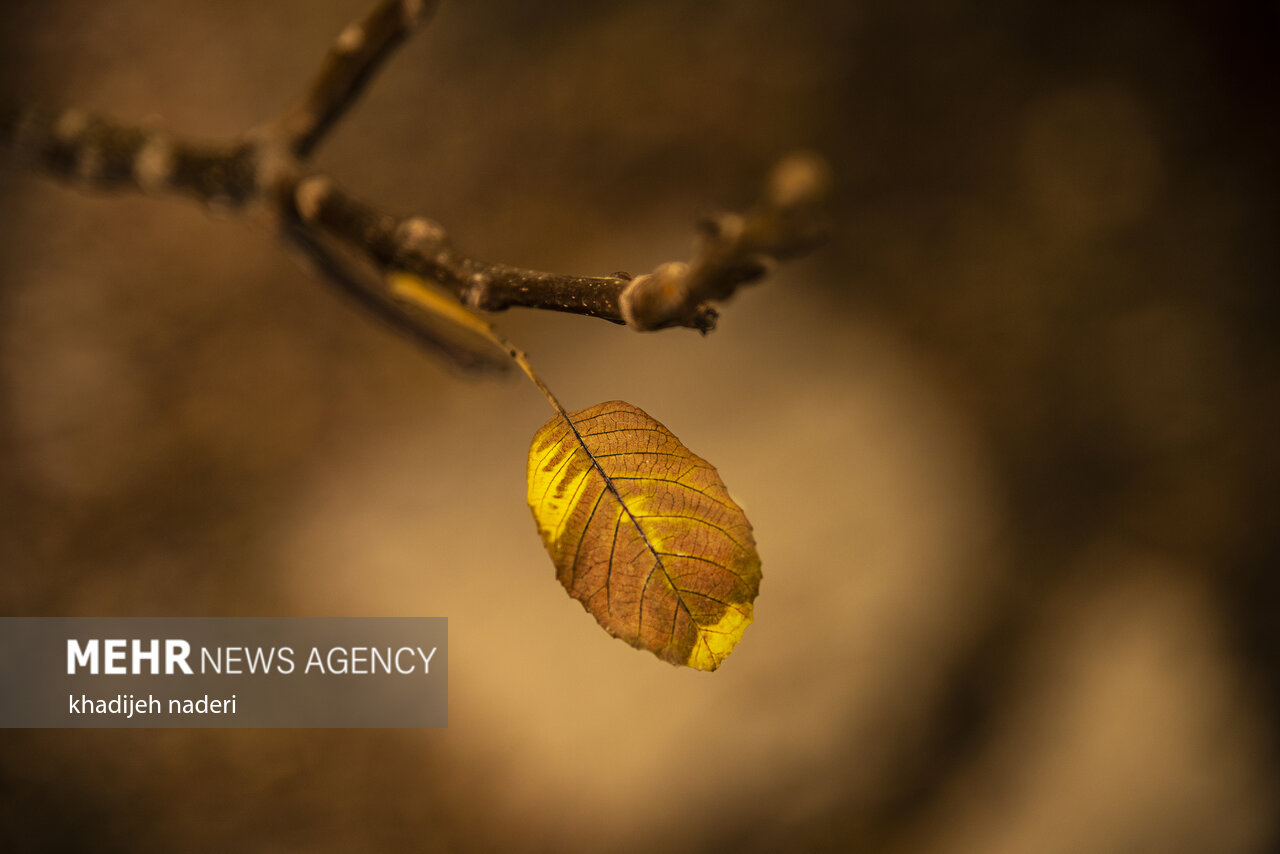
[634,513,749,551]
[568,487,611,585]
[535,440,581,518]
[654,550,747,581]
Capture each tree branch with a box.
[1,0,829,360]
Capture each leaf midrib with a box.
[559,410,693,642]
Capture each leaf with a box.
[527,400,762,671]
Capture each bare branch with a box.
[1,0,830,364]
[266,0,438,157]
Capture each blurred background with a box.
[2,0,1278,851]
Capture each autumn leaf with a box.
[388,270,763,668]
[527,401,762,670]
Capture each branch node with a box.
[247,140,295,200]
[766,150,832,210]
[401,0,430,27]
[53,108,90,142]
[463,272,490,309]
[294,175,333,223]
[133,132,176,192]
[620,261,690,331]
[698,211,745,242]
[395,215,446,249]
[335,24,367,55]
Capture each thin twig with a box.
[619,152,832,331]
[285,174,649,327]
[267,0,437,158]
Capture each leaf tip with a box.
[686,601,756,672]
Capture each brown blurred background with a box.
[2,1,1278,851]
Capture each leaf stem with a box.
[387,273,569,418]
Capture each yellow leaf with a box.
[387,272,495,340]
[527,401,762,671]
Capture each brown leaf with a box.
[527,401,762,670]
